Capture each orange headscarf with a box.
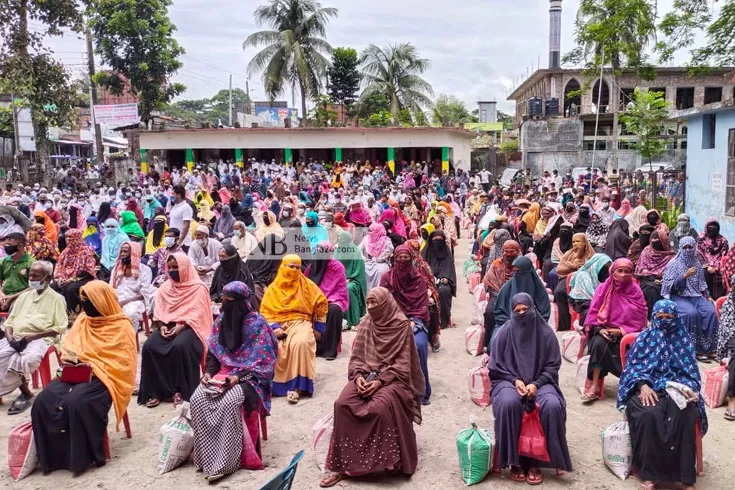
[153,253,213,353]
[61,281,136,431]
[438,202,453,217]
[521,202,541,234]
[110,241,141,288]
[260,254,328,324]
[33,210,58,243]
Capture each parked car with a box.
[634,163,676,173]
[499,168,522,188]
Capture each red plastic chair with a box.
[260,404,269,441]
[103,411,132,461]
[32,345,58,389]
[620,332,703,476]
[142,311,151,337]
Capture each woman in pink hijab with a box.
[617,199,633,218]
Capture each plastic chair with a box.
[565,274,581,330]
[715,296,726,320]
[620,332,703,476]
[259,450,304,490]
[103,411,132,461]
[31,345,58,389]
[142,311,151,336]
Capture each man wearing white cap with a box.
[187,224,222,287]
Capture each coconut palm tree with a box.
[243,0,337,122]
[359,43,434,124]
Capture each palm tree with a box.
[359,43,434,124]
[244,0,337,122]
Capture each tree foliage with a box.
[499,138,519,153]
[244,0,337,123]
[359,43,434,124]
[619,88,670,165]
[327,47,360,109]
[431,94,472,125]
[0,106,14,139]
[307,95,338,127]
[0,0,84,181]
[90,0,186,123]
[163,89,250,126]
[497,110,514,131]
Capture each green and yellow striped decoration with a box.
[139,149,149,174]
[335,147,342,162]
[442,146,449,174]
[235,148,244,168]
[186,148,195,171]
[387,147,395,174]
[285,148,293,164]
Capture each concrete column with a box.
[186,148,194,171]
[335,147,342,162]
[140,149,148,173]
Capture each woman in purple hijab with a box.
[489,293,573,485]
[305,242,349,361]
[581,258,647,403]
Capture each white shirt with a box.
[479,170,491,184]
[169,200,194,246]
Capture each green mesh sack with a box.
[456,420,494,485]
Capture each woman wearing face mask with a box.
[33,209,58,243]
[119,210,146,243]
[584,212,609,252]
[144,214,168,255]
[636,229,676,315]
[360,222,394,290]
[489,293,573,484]
[579,258,647,403]
[572,204,591,234]
[669,213,699,252]
[110,242,154,333]
[697,218,729,300]
[568,253,613,326]
[260,255,328,403]
[254,210,284,243]
[210,244,256,309]
[52,229,98,313]
[140,253,213,408]
[604,218,632,261]
[100,218,130,277]
[422,230,457,330]
[83,216,102,255]
[618,300,706,490]
[547,221,573,291]
[627,224,655,269]
[302,210,329,253]
[554,233,595,332]
[31,281,135,473]
[662,236,719,360]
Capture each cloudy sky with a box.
[45,0,692,114]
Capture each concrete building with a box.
[672,100,735,238]
[477,101,498,123]
[138,126,475,171]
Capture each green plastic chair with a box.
[259,450,304,490]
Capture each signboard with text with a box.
[93,103,140,127]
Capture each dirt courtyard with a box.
[1,238,734,489]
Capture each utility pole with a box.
[245,78,251,114]
[229,73,233,126]
[10,91,23,182]
[85,28,104,162]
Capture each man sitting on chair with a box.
[0,261,68,415]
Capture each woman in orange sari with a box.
[31,281,136,473]
[139,253,213,408]
[260,254,328,403]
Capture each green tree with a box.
[0,0,84,182]
[497,110,514,130]
[655,0,712,63]
[327,47,360,120]
[90,0,186,124]
[431,94,472,125]
[0,106,14,139]
[307,95,338,127]
[359,43,434,124]
[619,88,670,167]
[163,88,251,126]
[244,0,337,124]
[499,138,519,153]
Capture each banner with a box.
[93,103,140,126]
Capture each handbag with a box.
[518,403,550,462]
[60,364,93,384]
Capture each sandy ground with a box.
[2,238,735,489]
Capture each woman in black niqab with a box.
[604,219,632,260]
[210,244,256,308]
[421,230,457,329]
[572,205,591,234]
[488,293,573,480]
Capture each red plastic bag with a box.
[518,404,550,462]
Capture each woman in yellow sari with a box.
[31,281,136,473]
[145,214,168,255]
[260,254,328,403]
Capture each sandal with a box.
[146,398,160,408]
[205,473,225,484]
[724,409,735,421]
[7,393,33,415]
[287,391,300,404]
[509,466,526,482]
[527,467,543,485]
[639,481,656,490]
[319,473,345,488]
[696,354,711,363]
[580,392,601,404]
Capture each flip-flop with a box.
[7,394,33,415]
[527,468,543,486]
[287,391,300,404]
[724,409,735,421]
[146,398,160,408]
[580,392,601,404]
[509,467,526,483]
[320,473,344,488]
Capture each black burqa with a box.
[572,207,590,234]
[605,219,632,260]
[488,293,573,471]
[210,244,256,308]
[422,230,457,329]
[494,256,551,328]
[247,234,282,286]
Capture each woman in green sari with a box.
[334,231,368,329]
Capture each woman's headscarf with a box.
[110,241,141,289]
[569,253,613,300]
[697,218,729,268]
[195,190,215,209]
[125,197,144,227]
[365,222,391,258]
[101,219,130,270]
[421,230,457,295]
[494,256,551,327]
[143,196,162,220]
[635,228,674,277]
[488,228,511,262]
[97,201,113,225]
[557,233,595,277]
[572,205,591,234]
[584,258,647,333]
[379,207,407,238]
[145,215,168,255]
[211,244,255,302]
[308,242,349,312]
[381,244,430,323]
[208,281,278,413]
[617,199,632,218]
[521,202,541,234]
[334,231,368,311]
[255,210,284,242]
[302,211,328,251]
[67,202,85,230]
[604,219,632,260]
[83,216,102,254]
[33,210,58,243]
[197,200,215,223]
[661,236,707,298]
[154,253,213,354]
[61,281,136,431]
[119,210,145,239]
[349,287,426,424]
[585,212,609,248]
[670,213,697,249]
[259,254,328,324]
[488,293,561,388]
[617,299,707,435]
[0,213,24,239]
[625,205,648,237]
[214,205,236,237]
[419,223,435,250]
[26,223,59,261]
[346,201,371,227]
[55,229,97,282]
